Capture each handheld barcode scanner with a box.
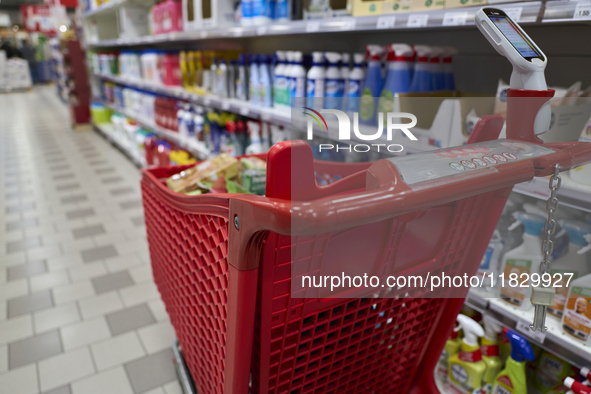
[476,8,551,136]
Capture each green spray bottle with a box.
[492,330,535,394]
[481,316,503,394]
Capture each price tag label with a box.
[573,2,591,19]
[221,101,231,110]
[502,7,523,22]
[256,26,268,35]
[340,18,356,30]
[203,98,211,106]
[442,12,468,26]
[376,16,396,29]
[240,107,249,116]
[407,14,429,28]
[306,21,320,32]
[200,31,208,38]
[260,111,271,121]
[516,319,546,343]
[232,28,244,37]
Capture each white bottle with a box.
[346,53,365,114]
[324,52,344,110]
[210,58,218,94]
[258,54,272,108]
[261,122,271,150]
[341,52,350,111]
[549,220,591,319]
[273,51,288,109]
[306,51,325,109]
[249,54,260,105]
[477,229,504,292]
[499,212,546,310]
[217,59,228,98]
[236,54,248,101]
[284,51,294,105]
[246,121,264,154]
[290,51,306,105]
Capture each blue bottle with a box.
[442,46,458,91]
[346,53,365,113]
[359,45,385,124]
[430,47,445,91]
[410,45,433,93]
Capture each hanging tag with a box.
[376,16,396,29]
[442,12,468,26]
[340,18,356,30]
[574,2,591,19]
[407,14,429,28]
[306,21,320,32]
[516,319,547,343]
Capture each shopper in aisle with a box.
[1,38,20,59]
[20,39,39,85]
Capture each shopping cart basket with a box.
[141,89,591,394]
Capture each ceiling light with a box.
[59,25,68,32]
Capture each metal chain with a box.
[539,164,562,275]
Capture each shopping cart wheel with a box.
[172,339,197,394]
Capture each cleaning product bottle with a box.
[436,324,462,384]
[273,51,288,109]
[430,46,446,91]
[306,51,325,108]
[499,212,546,310]
[564,378,591,394]
[410,45,433,93]
[562,269,591,343]
[202,53,212,93]
[275,0,290,21]
[246,121,264,154]
[346,53,365,114]
[442,46,458,91]
[478,230,504,291]
[217,59,229,97]
[261,122,271,151]
[570,126,591,186]
[241,0,253,26]
[210,57,219,94]
[548,220,591,318]
[258,54,273,108]
[324,52,344,110]
[249,54,260,105]
[341,52,350,111]
[448,314,486,394]
[359,45,385,125]
[378,43,413,122]
[534,351,574,393]
[252,0,274,25]
[481,316,503,394]
[290,51,306,105]
[491,330,535,394]
[236,54,248,101]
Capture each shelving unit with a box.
[93,121,147,168]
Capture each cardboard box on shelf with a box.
[304,0,351,19]
[351,0,385,16]
[444,0,486,9]
[386,0,445,13]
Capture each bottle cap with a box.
[443,46,458,63]
[276,50,286,61]
[455,314,484,347]
[353,53,364,65]
[365,45,385,61]
[226,121,236,133]
[324,52,342,65]
[517,212,546,236]
[581,367,590,380]
[312,51,324,65]
[388,43,413,61]
[506,329,535,362]
[414,45,432,63]
[483,315,502,341]
[563,220,591,247]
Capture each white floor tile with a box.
[60,238,95,255]
[71,367,134,394]
[30,270,70,292]
[129,265,153,284]
[120,281,160,307]
[69,262,108,282]
[105,253,143,273]
[34,303,80,334]
[0,252,27,268]
[0,278,28,301]
[148,299,168,322]
[46,253,84,272]
[61,317,111,351]
[91,331,145,370]
[164,380,183,394]
[0,300,6,321]
[138,321,176,354]
[26,244,62,261]
[144,387,166,394]
[78,292,124,319]
[53,280,95,304]
[0,268,6,283]
[0,364,38,394]
[39,347,95,392]
[0,315,33,345]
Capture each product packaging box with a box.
[304,0,351,19]
[351,0,384,16]
[386,0,445,13]
[445,0,486,9]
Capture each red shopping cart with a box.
[141,89,591,394]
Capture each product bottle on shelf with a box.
[410,45,433,93]
[435,324,461,384]
[210,57,219,94]
[381,43,413,96]
[249,54,260,105]
[290,51,306,105]
[447,314,486,394]
[533,351,575,393]
[228,60,237,99]
[241,0,253,26]
[477,230,504,292]
[258,54,273,108]
[252,0,275,25]
[481,316,503,394]
[346,53,365,114]
[499,212,546,310]
[491,330,535,394]
[306,51,325,109]
[429,46,446,91]
[442,46,458,91]
[236,54,248,101]
[275,0,290,21]
[324,52,344,111]
[341,52,350,111]
[273,51,288,109]
[236,119,248,151]
[360,45,385,125]
[246,120,264,154]
[218,59,229,97]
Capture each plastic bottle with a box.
[478,230,504,291]
[448,314,486,394]
[410,45,433,93]
[481,316,503,394]
[275,0,290,21]
[249,54,260,105]
[241,0,253,26]
[346,53,365,114]
[236,54,248,101]
[217,59,229,97]
[273,51,288,108]
[499,212,546,310]
[534,351,574,393]
[261,122,271,150]
[436,325,462,383]
[324,52,344,110]
[360,45,385,124]
[442,46,458,91]
[491,330,535,394]
[246,121,264,154]
[564,378,591,394]
[258,54,273,108]
[224,121,240,156]
[252,0,274,25]
[378,44,413,121]
[341,52,350,111]
[548,220,591,319]
[228,60,237,99]
[306,51,325,108]
[290,51,306,105]
[562,269,591,343]
[430,46,446,91]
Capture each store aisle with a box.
[0,86,182,394]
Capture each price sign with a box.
[340,18,356,30]
[260,111,271,121]
[221,101,231,110]
[407,14,429,28]
[516,319,546,343]
[442,12,468,26]
[240,107,249,116]
[203,98,211,106]
[306,21,320,32]
[574,2,591,19]
[256,26,268,35]
[502,7,523,22]
[376,16,396,29]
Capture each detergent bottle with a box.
[306,51,325,108]
[258,54,273,108]
[491,330,535,394]
[410,45,433,93]
[448,315,486,394]
[377,43,413,123]
[548,220,591,319]
[436,323,462,383]
[499,212,546,310]
[562,270,591,343]
[477,230,504,292]
[359,45,385,124]
[481,316,503,394]
[534,351,575,393]
[345,53,365,114]
[429,46,446,91]
[249,54,260,105]
[442,46,458,90]
[324,52,344,110]
[290,51,306,104]
[564,377,591,394]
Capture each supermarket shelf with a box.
[93,73,293,127]
[98,100,212,159]
[466,289,591,369]
[85,1,541,48]
[93,122,147,168]
[543,0,591,23]
[513,175,591,213]
[83,0,130,18]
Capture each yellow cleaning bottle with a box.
[436,324,462,384]
[491,330,535,394]
[448,315,486,394]
[481,316,503,394]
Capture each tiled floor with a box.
[0,86,182,394]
